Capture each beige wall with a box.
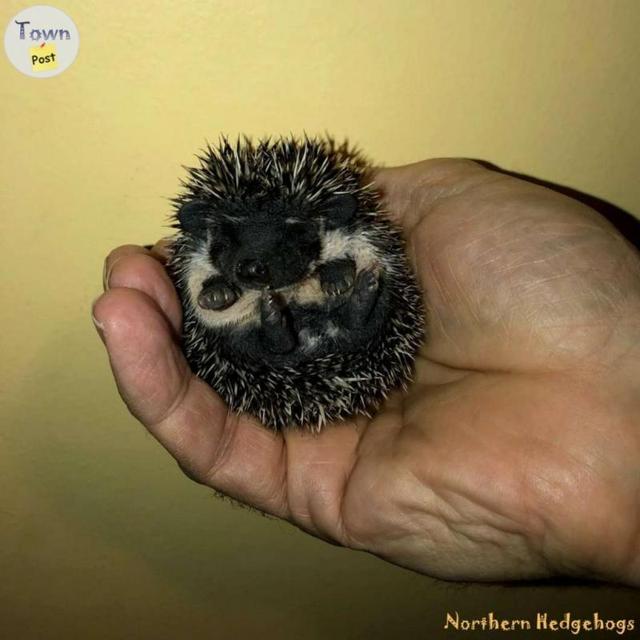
[1,1,638,637]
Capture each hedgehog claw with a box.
[198,278,239,311]
[318,258,356,297]
[261,292,297,353]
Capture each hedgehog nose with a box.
[236,259,271,286]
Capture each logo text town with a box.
[14,20,71,41]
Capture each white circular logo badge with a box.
[4,5,79,78]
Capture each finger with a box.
[281,421,364,542]
[104,244,182,334]
[104,244,146,289]
[375,159,637,374]
[371,159,491,231]
[92,287,290,517]
[147,236,174,263]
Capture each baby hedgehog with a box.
[167,135,425,431]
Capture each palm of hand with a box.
[94,160,640,584]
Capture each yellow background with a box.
[1,1,638,637]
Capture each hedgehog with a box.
[166,135,425,431]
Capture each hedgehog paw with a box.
[318,258,356,297]
[198,277,239,311]
[345,268,381,327]
[260,292,297,353]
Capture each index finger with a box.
[104,242,182,334]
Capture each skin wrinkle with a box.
[607,326,640,373]
[317,461,354,545]
[413,357,473,385]
[540,492,621,580]
[468,213,528,244]
[472,223,613,298]
[100,292,185,422]
[536,319,620,370]
[146,356,193,433]
[404,466,514,546]
[290,479,327,529]
[384,402,448,548]
[458,469,550,571]
[392,467,544,579]
[522,440,631,575]
[339,465,398,546]
[518,271,575,294]
[399,429,525,548]
[471,235,522,261]
[202,411,258,492]
[174,404,223,472]
[439,517,539,576]
[609,251,640,301]
[422,245,469,359]
[423,260,549,373]
[272,438,290,520]
[289,421,363,544]
[422,374,602,561]
[208,415,289,519]
[357,468,427,543]
[243,431,286,508]
[213,428,290,521]
[427,209,635,371]
[443,243,484,328]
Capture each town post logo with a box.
[4,5,79,78]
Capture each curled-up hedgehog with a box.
[167,135,425,430]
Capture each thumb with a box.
[92,286,289,516]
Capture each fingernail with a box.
[150,237,174,262]
[91,299,106,344]
[103,256,123,292]
[102,258,110,292]
[156,236,175,252]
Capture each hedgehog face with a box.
[177,192,360,293]
[211,212,322,290]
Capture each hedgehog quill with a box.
[167,135,425,431]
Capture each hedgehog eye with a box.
[324,193,358,228]
[177,200,209,234]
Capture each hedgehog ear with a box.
[325,193,358,227]
[177,200,208,234]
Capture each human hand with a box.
[92,159,640,585]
